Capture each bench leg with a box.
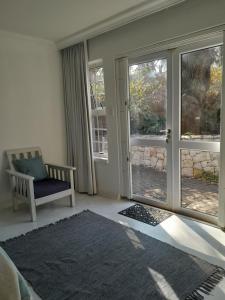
[69,169,75,207]
[28,180,36,221]
[70,191,75,207]
[30,199,37,222]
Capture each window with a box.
[89,65,108,159]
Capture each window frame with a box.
[88,60,108,162]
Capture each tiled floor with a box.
[132,165,218,216]
[0,194,225,299]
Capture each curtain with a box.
[61,42,96,195]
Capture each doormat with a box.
[118,203,172,226]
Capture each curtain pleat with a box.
[61,42,96,195]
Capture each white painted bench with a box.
[6,147,76,222]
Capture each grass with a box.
[193,168,219,184]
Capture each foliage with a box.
[89,67,105,109]
[129,46,222,136]
[194,169,219,184]
[89,47,222,137]
[181,46,222,136]
[129,60,167,135]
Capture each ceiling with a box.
[0,0,185,44]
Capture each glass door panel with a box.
[129,57,170,204]
[180,149,219,216]
[131,146,167,201]
[179,44,222,218]
[181,46,222,142]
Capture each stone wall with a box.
[131,146,167,172]
[181,149,219,177]
[131,146,219,177]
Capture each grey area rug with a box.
[118,204,172,226]
[1,210,225,300]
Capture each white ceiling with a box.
[0,0,185,44]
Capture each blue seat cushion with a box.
[34,179,70,199]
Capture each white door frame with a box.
[115,57,131,199]
[218,31,225,228]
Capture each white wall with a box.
[0,31,66,208]
[1,0,225,204]
[88,0,225,197]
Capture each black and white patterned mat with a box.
[118,204,172,226]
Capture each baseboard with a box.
[97,191,120,200]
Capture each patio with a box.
[132,165,218,216]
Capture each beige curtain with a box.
[61,42,96,195]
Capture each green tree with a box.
[181,46,222,136]
[129,59,167,135]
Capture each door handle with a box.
[160,129,171,143]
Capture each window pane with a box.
[181,46,222,141]
[89,66,108,159]
[129,59,167,137]
[131,146,167,201]
[131,146,167,202]
[180,149,219,216]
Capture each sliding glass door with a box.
[118,34,225,226]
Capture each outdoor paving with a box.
[132,165,218,216]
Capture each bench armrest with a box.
[45,163,76,171]
[6,169,34,181]
[6,170,35,203]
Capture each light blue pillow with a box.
[13,157,48,181]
